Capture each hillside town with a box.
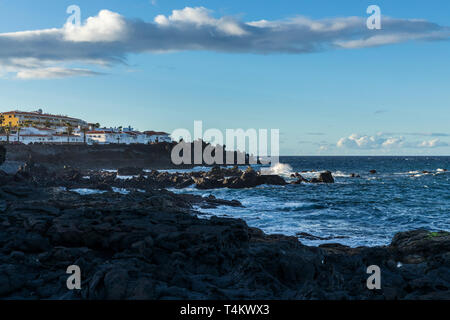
[0,109,172,145]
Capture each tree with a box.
[16,123,25,142]
[65,122,74,144]
[0,115,5,144]
[5,125,11,144]
[81,127,88,145]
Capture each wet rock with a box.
[193,177,225,190]
[0,166,448,300]
[205,165,224,180]
[222,165,242,177]
[310,171,334,183]
[369,169,377,174]
[118,167,143,176]
[257,174,287,186]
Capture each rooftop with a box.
[1,110,82,121]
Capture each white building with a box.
[144,131,172,143]
[86,129,171,145]
[0,124,171,145]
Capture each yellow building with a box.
[0,110,87,128]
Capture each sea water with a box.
[170,156,450,247]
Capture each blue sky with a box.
[0,0,449,155]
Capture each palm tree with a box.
[0,115,5,143]
[81,127,88,145]
[16,123,24,142]
[65,122,74,144]
[5,125,11,144]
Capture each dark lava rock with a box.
[310,171,335,183]
[222,166,242,177]
[0,145,5,166]
[118,167,144,176]
[205,165,225,180]
[0,165,449,300]
[291,174,309,184]
[193,166,287,190]
[193,177,226,190]
[258,174,287,186]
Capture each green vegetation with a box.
[428,231,450,239]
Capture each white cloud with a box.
[16,67,101,79]
[63,10,128,42]
[418,139,449,148]
[0,7,448,79]
[381,137,405,148]
[337,133,391,149]
[154,7,247,36]
[337,133,450,149]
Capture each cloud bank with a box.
[337,133,450,150]
[0,7,449,78]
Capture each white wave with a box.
[70,188,107,195]
[333,171,351,177]
[116,175,138,180]
[260,163,293,177]
[112,187,130,195]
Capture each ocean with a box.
[169,156,450,247]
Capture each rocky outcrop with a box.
[3,141,254,170]
[310,171,335,183]
[0,167,448,300]
[117,167,144,176]
[198,167,288,189]
[0,178,448,299]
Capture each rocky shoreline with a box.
[0,150,449,299]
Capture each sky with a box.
[0,0,449,155]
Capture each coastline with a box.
[0,155,449,299]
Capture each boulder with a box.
[193,177,225,190]
[205,165,224,180]
[222,165,242,177]
[258,175,287,186]
[310,171,334,183]
[291,174,308,184]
